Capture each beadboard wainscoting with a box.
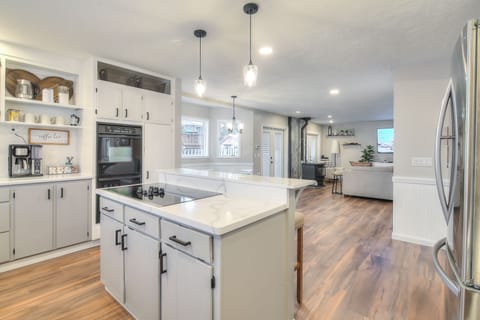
[392,176,447,246]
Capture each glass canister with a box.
[57,85,69,104]
[15,79,33,99]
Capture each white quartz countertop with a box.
[158,168,316,189]
[0,174,92,186]
[96,188,287,236]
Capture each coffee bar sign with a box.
[28,129,70,145]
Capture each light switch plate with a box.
[411,157,433,167]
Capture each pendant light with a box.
[228,95,244,134]
[194,29,207,97]
[243,3,259,87]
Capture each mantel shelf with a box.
[5,97,84,110]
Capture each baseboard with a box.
[391,232,436,247]
[0,240,99,273]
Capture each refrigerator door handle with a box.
[433,238,461,296]
[434,79,458,223]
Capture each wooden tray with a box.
[6,69,41,98]
[38,77,74,101]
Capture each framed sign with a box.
[28,128,70,145]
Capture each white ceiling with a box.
[0,0,479,123]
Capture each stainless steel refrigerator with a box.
[433,19,480,319]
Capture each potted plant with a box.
[350,145,375,166]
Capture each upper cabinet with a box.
[95,61,174,125]
[0,56,84,129]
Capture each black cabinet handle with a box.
[60,187,64,198]
[146,111,150,120]
[160,252,167,274]
[146,171,150,180]
[125,109,128,118]
[115,229,122,245]
[47,189,51,200]
[121,234,128,251]
[116,107,119,117]
[129,218,146,226]
[169,235,191,247]
[102,206,114,213]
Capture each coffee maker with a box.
[9,144,43,177]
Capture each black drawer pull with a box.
[129,218,146,226]
[121,234,128,251]
[102,206,114,213]
[115,229,122,245]
[160,252,167,274]
[169,235,191,247]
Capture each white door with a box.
[306,134,319,162]
[122,87,143,122]
[144,90,174,125]
[144,123,174,181]
[55,180,90,248]
[124,228,160,320]
[96,80,122,120]
[262,128,284,177]
[100,214,124,304]
[161,244,213,320]
[13,184,54,259]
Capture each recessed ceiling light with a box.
[259,47,273,55]
[295,110,302,114]
[327,115,332,118]
[329,89,340,95]
[329,120,333,123]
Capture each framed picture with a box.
[28,128,70,145]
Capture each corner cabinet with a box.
[12,179,91,260]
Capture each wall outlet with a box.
[411,157,433,167]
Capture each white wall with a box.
[392,67,448,246]
[320,120,394,167]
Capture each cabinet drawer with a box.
[161,220,212,263]
[100,198,123,223]
[125,206,160,239]
[0,189,9,202]
[0,203,9,232]
[0,232,10,263]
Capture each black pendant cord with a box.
[249,14,253,64]
[199,37,202,79]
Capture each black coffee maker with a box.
[8,144,43,177]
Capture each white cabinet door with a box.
[144,123,174,181]
[122,87,143,122]
[161,244,213,320]
[0,232,10,263]
[100,214,124,304]
[13,184,54,259]
[96,80,122,120]
[55,180,90,248]
[144,90,174,125]
[124,228,160,320]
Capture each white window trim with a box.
[181,117,209,159]
[217,119,241,159]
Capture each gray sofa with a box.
[342,163,393,200]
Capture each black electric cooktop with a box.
[107,183,221,207]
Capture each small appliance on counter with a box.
[8,144,43,178]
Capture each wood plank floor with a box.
[0,185,445,319]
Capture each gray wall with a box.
[320,120,394,167]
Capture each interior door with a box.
[262,128,284,177]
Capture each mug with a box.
[25,113,35,123]
[40,114,50,124]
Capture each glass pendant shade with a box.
[228,95,243,134]
[243,63,258,87]
[194,77,206,97]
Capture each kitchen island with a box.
[97,169,314,320]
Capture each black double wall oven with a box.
[96,123,142,223]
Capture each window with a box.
[377,128,394,153]
[306,134,318,162]
[181,118,208,158]
[218,120,240,158]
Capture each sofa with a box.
[342,163,393,200]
